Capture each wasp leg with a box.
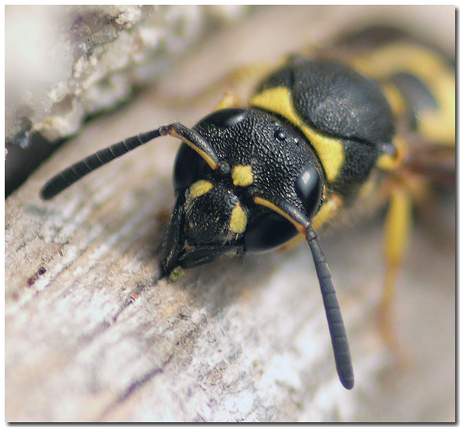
[379,181,413,362]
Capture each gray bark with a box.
[6,6,455,422]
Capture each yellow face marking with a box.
[189,180,213,198]
[253,196,306,234]
[229,202,247,234]
[250,87,345,182]
[232,165,254,187]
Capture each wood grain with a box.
[6,6,455,421]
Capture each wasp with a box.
[40,27,455,390]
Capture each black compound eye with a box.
[173,143,203,191]
[202,108,248,128]
[295,165,322,216]
[244,211,298,253]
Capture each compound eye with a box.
[173,143,202,191]
[244,211,298,253]
[202,108,248,128]
[295,165,322,217]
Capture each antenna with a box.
[306,226,354,389]
[40,128,164,200]
[40,121,355,389]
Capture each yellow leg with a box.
[379,181,413,362]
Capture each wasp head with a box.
[160,108,325,277]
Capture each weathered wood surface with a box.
[6,6,455,422]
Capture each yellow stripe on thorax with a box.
[250,87,345,182]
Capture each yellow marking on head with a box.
[253,196,306,234]
[189,180,213,198]
[229,202,247,234]
[232,165,254,187]
[250,87,344,182]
